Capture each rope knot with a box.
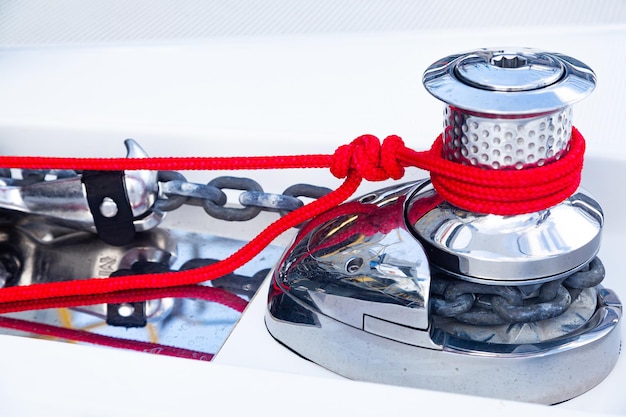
[330,134,405,181]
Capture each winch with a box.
[264,47,622,404]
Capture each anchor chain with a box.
[156,171,332,221]
[430,257,606,325]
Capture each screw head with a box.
[455,50,563,92]
[99,197,119,218]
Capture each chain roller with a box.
[0,168,330,223]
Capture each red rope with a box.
[401,128,585,215]
[0,284,248,315]
[0,128,586,314]
[0,153,333,171]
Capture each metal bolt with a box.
[99,197,119,218]
[117,303,135,318]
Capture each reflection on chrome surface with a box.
[273,182,431,330]
[407,181,604,284]
[266,181,622,404]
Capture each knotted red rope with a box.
[406,129,585,215]
[0,128,586,346]
[331,134,406,181]
[329,129,584,215]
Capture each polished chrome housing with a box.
[266,285,621,404]
[407,181,603,284]
[271,181,433,335]
[422,47,596,116]
[266,182,621,404]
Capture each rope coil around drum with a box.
[413,127,585,215]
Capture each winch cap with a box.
[422,47,596,116]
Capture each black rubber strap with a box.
[82,170,136,246]
[106,261,171,328]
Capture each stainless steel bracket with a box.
[0,139,163,243]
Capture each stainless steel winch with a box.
[265,47,622,404]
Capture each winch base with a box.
[265,285,621,404]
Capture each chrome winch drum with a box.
[265,47,622,404]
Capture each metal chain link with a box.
[156,171,332,221]
[430,257,606,325]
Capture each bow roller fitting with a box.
[411,47,603,283]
